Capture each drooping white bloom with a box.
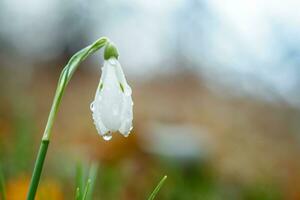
[90,58,133,141]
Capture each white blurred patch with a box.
[0,0,63,59]
[138,123,213,161]
[187,0,300,106]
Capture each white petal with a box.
[91,101,109,136]
[119,94,133,136]
[97,60,123,131]
[113,59,131,93]
[91,58,133,139]
[108,58,134,136]
[113,58,127,85]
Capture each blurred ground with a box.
[0,62,300,199]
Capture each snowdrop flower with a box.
[90,42,133,141]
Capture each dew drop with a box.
[90,102,95,112]
[102,131,112,141]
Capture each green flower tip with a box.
[104,42,119,60]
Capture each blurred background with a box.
[1,0,300,199]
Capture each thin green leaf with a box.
[0,167,6,200]
[82,179,91,200]
[75,163,98,200]
[75,187,80,200]
[75,163,84,200]
[86,163,98,200]
[147,175,167,200]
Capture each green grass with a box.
[147,175,167,200]
[0,165,6,200]
[75,163,98,200]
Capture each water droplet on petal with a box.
[90,102,95,111]
[102,131,112,141]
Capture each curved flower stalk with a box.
[27,37,126,200]
[90,43,133,140]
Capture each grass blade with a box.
[75,163,98,200]
[0,167,6,200]
[75,187,80,200]
[82,179,91,200]
[86,164,98,200]
[147,175,167,200]
[75,163,84,199]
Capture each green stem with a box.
[26,140,49,200]
[26,37,108,200]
